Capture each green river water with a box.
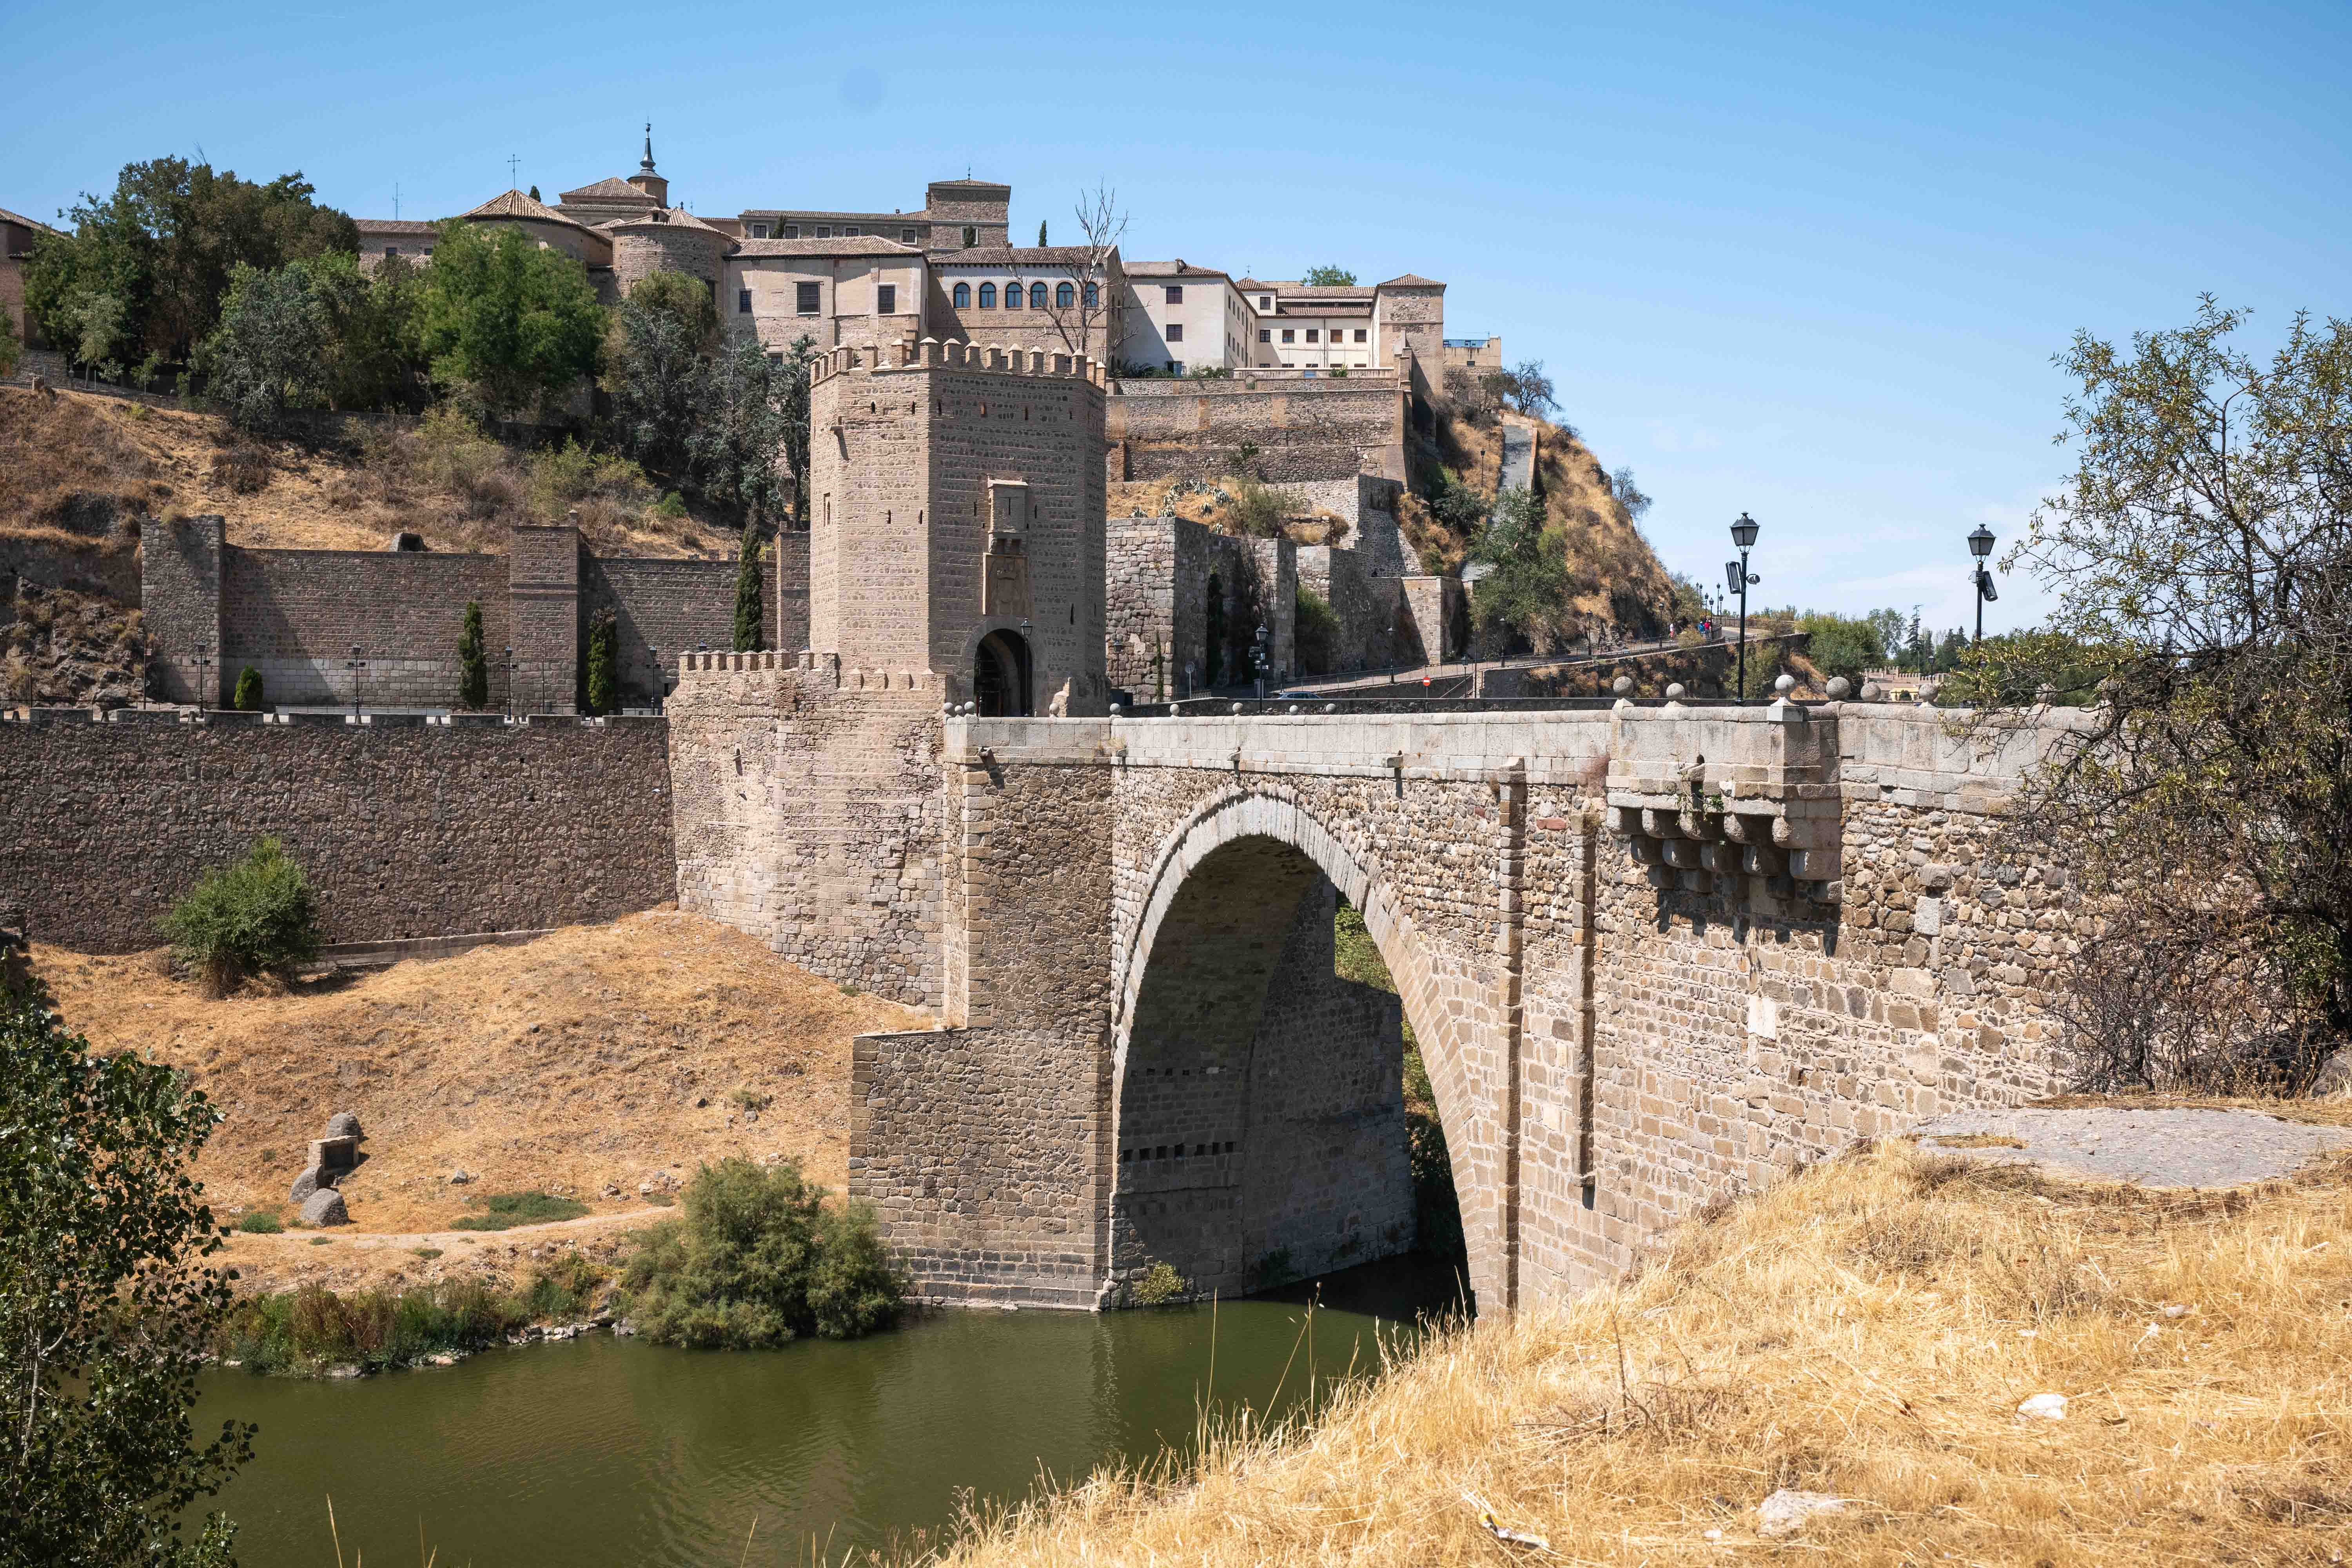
[194,1257,1463,1566]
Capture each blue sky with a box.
[7,0,2346,633]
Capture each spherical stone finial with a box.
[1825,676,1851,699]
[1230,701,1245,715]
[1773,672,1796,695]
[1859,681,1883,702]
[1664,682,1686,700]
[1109,703,1123,717]
[1612,675,1633,696]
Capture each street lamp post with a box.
[1251,623,1269,702]
[1968,524,1998,644]
[344,645,367,720]
[503,645,515,722]
[1726,512,1761,698]
[192,641,210,715]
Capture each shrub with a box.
[157,836,319,995]
[621,1157,906,1347]
[1225,477,1295,540]
[0,310,19,381]
[232,666,263,711]
[1295,587,1339,674]
[1131,1260,1187,1305]
[526,438,651,522]
[732,524,764,652]
[583,608,617,714]
[235,1209,283,1234]
[652,490,688,520]
[448,1191,588,1232]
[457,601,488,710]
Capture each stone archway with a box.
[973,628,1032,716]
[1111,788,1507,1310]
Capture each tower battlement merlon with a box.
[809,340,1105,389]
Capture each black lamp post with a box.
[1968,524,1998,643]
[503,645,515,722]
[344,645,367,720]
[1251,623,1269,701]
[1726,512,1761,698]
[192,641,210,715]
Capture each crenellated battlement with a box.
[672,648,942,693]
[808,338,1108,389]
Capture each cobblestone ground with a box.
[1909,1105,2352,1187]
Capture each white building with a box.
[1120,261,1253,375]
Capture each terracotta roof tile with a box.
[560,176,654,201]
[460,189,593,231]
[1377,272,1445,289]
[732,235,924,258]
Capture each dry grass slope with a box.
[33,909,928,1242]
[934,1136,2352,1566]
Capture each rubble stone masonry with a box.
[0,710,676,952]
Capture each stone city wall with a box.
[0,709,676,953]
[665,652,947,1008]
[1105,516,1295,699]
[1105,376,1405,492]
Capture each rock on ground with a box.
[1756,1490,1846,1539]
[299,1188,350,1226]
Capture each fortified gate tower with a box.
[808,339,1109,715]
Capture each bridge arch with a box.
[1110,787,1508,1310]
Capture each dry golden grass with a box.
[932,1138,2352,1565]
[0,386,736,557]
[31,910,927,1263]
[1107,477,1347,541]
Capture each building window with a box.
[815,225,833,238]
[1259,294,1271,309]
[797,281,821,315]
[1165,285,1183,304]
[1055,281,1074,308]
[423,246,434,256]
[877,283,896,314]
[900,227,918,243]
[962,225,976,247]
[1305,329,1319,343]
[784,225,800,238]
[953,282,971,307]
[1354,328,1367,342]
[1083,282,1098,307]
[1166,361,1181,374]
[1259,328,1271,343]
[1029,282,1047,309]
[383,246,397,258]
[750,223,769,239]
[738,288,753,313]
[1166,323,1184,342]
[978,282,996,308]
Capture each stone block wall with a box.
[1103,516,1296,697]
[0,711,675,953]
[581,554,740,706]
[1105,376,1406,492]
[219,546,508,709]
[665,652,947,1007]
[142,516,227,704]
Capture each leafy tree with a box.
[527,185,541,202]
[583,609,618,715]
[1607,465,1652,525]
[620,1158,905,1346]
[774,334,820,526]
[1797,611,1887,684]
[195,260,331,432]
[1301,265,1357,287]
[70,292,129,379]
[691,335,792,524]
[0,311,18,381]
[1932,627,1967,671]
[1037,219,1047,246]
[732,526,764,653]
[602,269,716,477]
[415,221,603,417]
[458,601,489,709]
[1495,359,1557,418]
[231,668,262,711]
[1949,298,2352,1087]
[24,157,357,368]
[157,836,319,996]
[1,974,251,1565]
[1469,486,1572,653]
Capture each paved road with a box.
[1909,1106,2352,1188]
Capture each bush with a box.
[0,310,19,381]
[448,1191,589,1232]
[157,836,319,995]
[1225,477,1296,539]
[1296,586,1339,674]
[235,1209,283,1234]
[652,490,688,520]
[526,438,652,522]
[1131,1260,1187,1305]
[620,1157,906,1347]
[232,666,263,711]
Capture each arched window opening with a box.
[1083,282,1099,307]
[1005,282,1022,309]
[1029,282,1048,309]
[978,282,996,308]
[1055,281,1074,308]
[952,282,971,307]
[973,630,1032,717]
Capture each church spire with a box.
[641,123,656,174]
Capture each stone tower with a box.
[626,124,668,206]
[807,339,1109,716]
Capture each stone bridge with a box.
[668,661,2078,1314]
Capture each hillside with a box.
[0,384,741,560]
[940,1129,2352,1566]
[31,910,927,1251]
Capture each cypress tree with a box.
[732,524,764,652]
[458,601,489,709]
[584,610,618,715]
[232,667,263,711]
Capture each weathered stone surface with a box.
[289,1165,324,1203]
[1757,1490,1846,1538]
[299,1188,349,1227]
[323,1111,362,1140]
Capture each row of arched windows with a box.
[950,281,1094,310]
